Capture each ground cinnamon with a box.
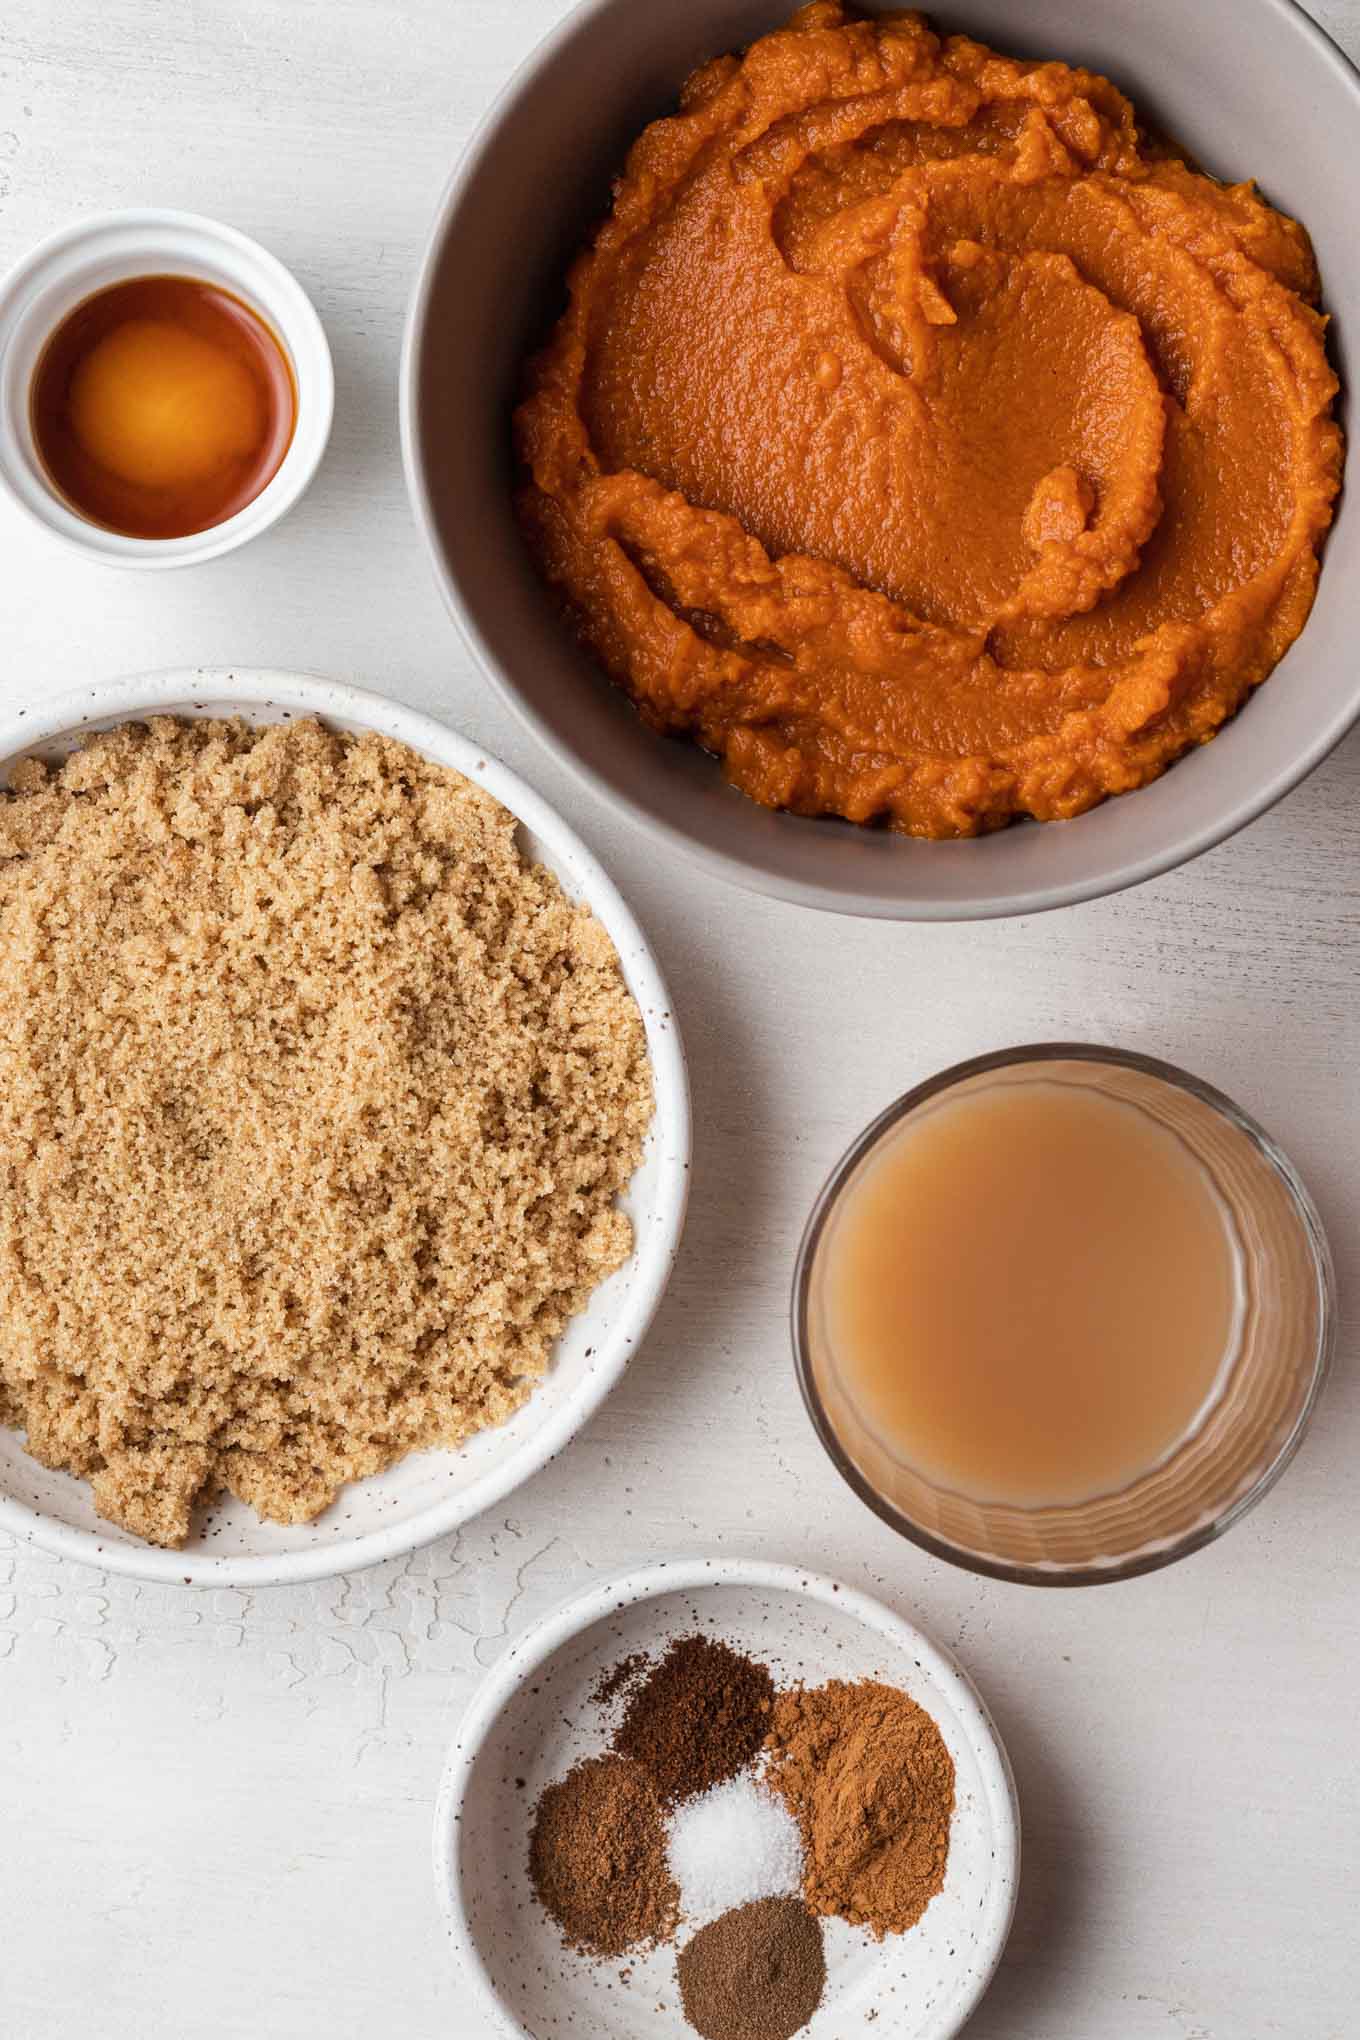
[613,1635,775,1805]
[764,1679,955,1938]
[528,1753,679,1956]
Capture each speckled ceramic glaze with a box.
[436,1559,1019,2040]
[0,670,690,1587]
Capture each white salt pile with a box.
[666,1773,805,1924]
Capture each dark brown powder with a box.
[613,1634,775,1805]
[677,1897,826,2040]
[528,1753,679,1957]
[764,1678,955,1938]
[591,1649,648,1707]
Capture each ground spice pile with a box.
[764,1678,956,1937]
[590,1650,646,1707]
[524,1643,958,2040]
[677,1897,825,2040]
[613,1635,775,1804]
[0,716,652,1544]
[528,1754,679,1956]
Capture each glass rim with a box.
[791,1042,1337,1588]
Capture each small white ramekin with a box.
[0,208,333,568]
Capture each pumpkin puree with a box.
[516,5,1342,839]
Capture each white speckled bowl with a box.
[0,670,690,1587]
[435,1559,1019,2040]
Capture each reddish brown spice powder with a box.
[764,1678,955,1938]
[613,1634,775,1805]
[591,1649,647,1707]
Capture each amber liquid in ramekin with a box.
[30,273,296,538]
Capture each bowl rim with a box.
[0,666,690,1586]
[0,207,335,570]
[791,1042,1337,1586]
[431,1555,1021,2040]
[399,0,1360,923]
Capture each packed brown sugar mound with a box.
[517,2,1342,839]
[0,716,652,1546]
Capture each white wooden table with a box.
[2,5,1358,2036]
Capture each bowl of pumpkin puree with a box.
[403,0,1359,919]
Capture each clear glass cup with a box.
[793,1045,1335,1585]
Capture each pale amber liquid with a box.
[820,1080,1244,1507]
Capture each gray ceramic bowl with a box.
[401,0,1359,920]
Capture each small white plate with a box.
[0,670,690,1585]
[0,210,333,567]
[435,1559,1019,2040]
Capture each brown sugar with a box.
[0,716,652,1545]
[529,1754,679,1957]
[764,1679,955,1938]
[613,1635,775,1806]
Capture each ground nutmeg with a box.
[527,1752,679,1957]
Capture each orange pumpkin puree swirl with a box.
[516,3,1342,839]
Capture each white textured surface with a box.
[0,3,1358,2036]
